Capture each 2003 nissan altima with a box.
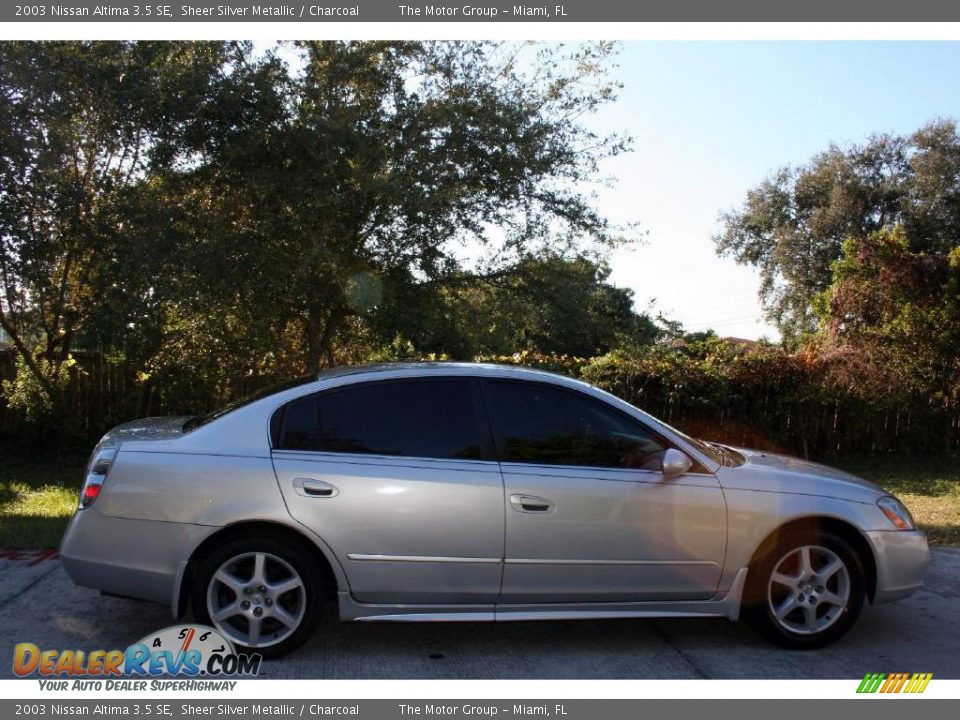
[60,363,929,657]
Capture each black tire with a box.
[192,534,321,659]
[742,530,866,649]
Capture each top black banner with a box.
[6,0,960,22]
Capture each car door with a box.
[271,378,504,604]
[483,379,727,604]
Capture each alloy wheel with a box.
[766,544,851,635]
[206,551,307,648]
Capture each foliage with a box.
[815,227,960,414]
[0,41,231,415]
[468,340,960,458]
[166,41,635,373]
[716,122,960,460]
[368,255,657,359]
[1,353,74,425]
[3,332,959,458]
[716,120,960,340]
[0,40,640,434]
[2,42,959,469]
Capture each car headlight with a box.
[877,496,915,531]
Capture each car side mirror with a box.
[661,448,693,478]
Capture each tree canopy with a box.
[716,120,960,438]
[0,40,648,422]
[0,41,230,416]
[816,227,960,413]
[168,41,634,373]
[715,120,960,340]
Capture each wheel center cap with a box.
[253,594,263,605]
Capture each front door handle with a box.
[293,477,339,498]
[510,494,555,513]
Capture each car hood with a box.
[100,416,192,445]
[718,446,886,502]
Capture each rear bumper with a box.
[59,508,215,612]
[867,529,930,604]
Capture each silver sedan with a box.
[60,363,929,657]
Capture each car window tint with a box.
[485,381,668,470]
[279,396,321,450]
[315,380,482,460]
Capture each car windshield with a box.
[673,431,724,465]
[705,441,747,467]
[658,424,745,467]
[182,375,315,433]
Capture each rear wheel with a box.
[744,531,865,649]
[192,535,321,658]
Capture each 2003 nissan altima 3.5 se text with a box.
[60,363,929,657]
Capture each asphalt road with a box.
[2,546,959,680]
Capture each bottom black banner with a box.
[1,700,957,720]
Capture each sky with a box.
[587,42,960,340]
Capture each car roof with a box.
[315,361,568,383]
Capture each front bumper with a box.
[60,507,215,612]
[867,529,930,604]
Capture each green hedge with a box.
[2,343,957,458]
[474,345,959,458]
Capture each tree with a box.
[367,254,657,358]
[715,120,960,340]
[0,41,230,417]
[175,41,634,372]
[816,227,960,416]
[1,41,638,429]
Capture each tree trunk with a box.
[304,310,324,374]
[304,304,348,372]
[0,311,55,398]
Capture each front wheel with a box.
[743,532,865,649]
[192,535,321,659]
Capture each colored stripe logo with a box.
[857,672,932,693]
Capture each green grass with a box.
[0,453,86,548]
[0,452,957,548]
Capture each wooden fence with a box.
[1,349,957,458]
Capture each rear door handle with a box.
[510,494,555,513]
[293,478,339,498]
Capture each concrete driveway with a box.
[2,546,959,680]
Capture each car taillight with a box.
[79,446,117,509]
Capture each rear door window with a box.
[276,379,483,461]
